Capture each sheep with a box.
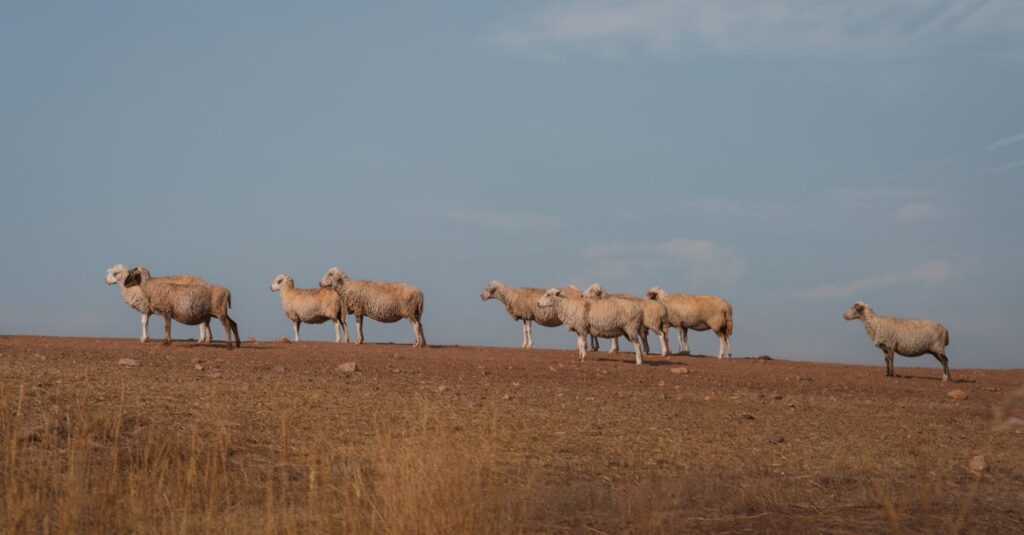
[319,267,426,348]
[646,287,733,359]
[123,268,240,349]
[270,273,346,343]
[480,281,599,350]
[537,287,645,365]
[583,284,670,357]
[129,267,236,345]
[843,301,952,381]
[105,264,210,343]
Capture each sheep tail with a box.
[227,291,233,309]
[944,328,949,347]
[725,307,734,337]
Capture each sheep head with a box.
[645,287,666,301]
[583,284,606,299]
[270,274,293,292]
[123,268,144,288]
[537,288,563,308]
[480,280,504,301]
[843,301,871,321]
[319,267,348,290]
[106,264,128,285]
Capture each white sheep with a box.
[583,284,670,357]
[123,268,240,349]
[646,287,733,359]
[480,281,598,350]
[843,301,952,381]
[319,267,426,348]
[537,287,645,365]
[270,273,347,343]
[105,264,211,343]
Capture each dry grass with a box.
[1,336,1022,533]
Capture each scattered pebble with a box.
[969,455,989,476]
[437,385,448,393]
[670,367,689,375]
[770,435,786,444]
[336,362,358,374]
[742,412,756,420]
[276,337,291,344]
[947,389,969,401]
[194,363,204,371]
[772,392,783,400]
[246,336,256,344]
[117,358,139,367]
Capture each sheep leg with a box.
[640,328,650,355]
[228,317,240,348]
[341,316,350,343]
[657,327,669,357]
[163,316,172,345]
[199,322,211,343]
[521,321,529,349]
[355,315,365,344]
[332,318,342,343]
[219,316,236,350]
[609,338,618,354]
[140,313,150,343]
[418,320,427,347]
[681,328,691,355]
[717,333,725,360]
[933,351,951,382]
[410,319,425,348]
[630,331,643,365]
[883,349,894,377]
[725,335,733,359]
[576,333,587,361]
[293,320,301,343]
[590,335,599,352]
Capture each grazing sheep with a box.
[130,267,234,345]
[123,268,240,349]
[319,267,426,348]
[537,287,645,365]
[843,301,952,381]
[480,281,598,350]
[646,287,733,359]
[105,264,209,343]
[584,284,670,357]
[270,273,346,343]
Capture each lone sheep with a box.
[270,273,346,343]
[320,267,426,348]
[537,287,644,365]
[124,268,240,348]
[647,287,733,359]
[843,301,951,381]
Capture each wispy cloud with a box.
[981,157,1024,176]
[442,209,561,231]
[495,0,1024,59]
[987,131,1024,151]
[581,237,743,285]
[830,187,957,223]
[792,259,954,302]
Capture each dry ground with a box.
[1,335,1022,534]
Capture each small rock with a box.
[968,455,989,476]
[273,365,286,373]
[117,358,140,367]
[32,354,46,362]
[276,337,291,344]
[703,396,712,401]
[503,394,512,400]
[336,362,358,374]
[741,412,756,420]
[481,369,492,376]
[246,336,256,344]
[947,389,969,401]
[194,363,204,371]
[670,367,689,374]
[437,385,448,393]
[772,392,783,400]
[770,435,785,444]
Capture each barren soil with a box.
[1,335,1022,533]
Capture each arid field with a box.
[1,335,1022,533]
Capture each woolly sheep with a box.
[646,287,733,359]
[843,301,952,381]
[270,273,346,343]
[319,267,426,348]
[583,284,670,357]
[537,287,645,365]
[124,268,240,349]
[105,264,209,343]
[480,281,598,350]
[131,267,234,345]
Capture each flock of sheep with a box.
[104,264,953,381]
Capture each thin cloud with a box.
[581,237,743,286]
[987,131,1024,151]
[495,0,1024,59]
[830,187,955,223]
[792,259,954,302]
[896,201,944,223]
[982,157,1024,176]
[443,209,561,231]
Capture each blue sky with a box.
[2,1,1022,367]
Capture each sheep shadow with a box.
[892,373,975,384]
